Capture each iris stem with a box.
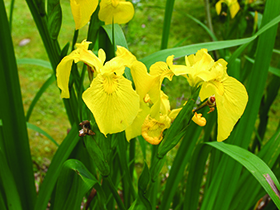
[103,176,126,210]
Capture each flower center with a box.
[112,0,119,7]
[103,74,119,94]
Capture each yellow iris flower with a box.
[56,40,139,136]
[98,0,134,25]
[216,0,240,18]
[173,49,248,142]
[126,57,182,145]
[70,0,98,30]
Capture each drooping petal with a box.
[216,76,248,141]
[201,76,248,142]
[215,0,224,15]
[56,41,104,98]
[228,0,240,18]
[82,74,140,136]
[98,0,134,25]
[141,114,171,145]
[125,101,150,141]
[56,54,76,98]
[70,0,98,30]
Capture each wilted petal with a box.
[192,112,206,126]
[141,114,171,145]
[82,74,140,136]
[70,0,98,29]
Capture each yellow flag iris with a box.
[126,56,180,144]
[98,0,134,25]
[70,0,98,29]
[216,0,240,18]
[174,49,248,142]
[56,40,139,136]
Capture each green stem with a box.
[104,176,126,210]
[9,0,15,31]
[160,0,175,50]
[71,29,79,51]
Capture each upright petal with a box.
[98,0,134,25]
[130,61,155,99]
[82,74,140,136]
[116,46,137,68]
[70,0,98,30]
[229,0,240,18]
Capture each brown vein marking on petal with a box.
[263,174,280,199]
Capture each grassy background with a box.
[4,0,280,168]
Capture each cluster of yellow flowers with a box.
[57,0,248,144]
[56,41,248,144]
[70,0,134,29]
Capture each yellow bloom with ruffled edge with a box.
[70,0,98,29]
[216,0,240,19]
[126,57,181,144]
[172,49,248,142]
[56,40,140,136]
[98,0,134,25]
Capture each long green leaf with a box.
[17,58,52,69]
[200,1,280,209]
[0,1,36,209]
[160,0,175,49]
[245,56,280,77]
[206,142,280,209]
[53,159,106,210]
[230,128,280,209]
[159,123,203,210]
[141,14,280,68]
[26,122,59,147]
[34,125,80,210]
[0,148,22,210]
[26,74,55,121]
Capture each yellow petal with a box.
[141,115,171,145]
[98,0,134,25]
[215,76,248,141]
[192,112,206,126]
[82,74,140,136]
[201,76,248,142]
[166,55,189,76]
[229,1,240,18]
[160,91,170,115]
[70,0,98,29]
[215,1,223,15]
[130,61,155,99]
[56,54,76,98]
[116,46,137,68]
[150,61,174,81]
[125,101,150,141]
[169,107,182,121]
